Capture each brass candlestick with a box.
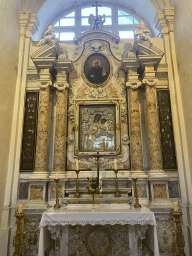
[132,178,141,208]
[13,211,27,256]
[74,170,80,198]
[114,169,121,197]
[54,178,61,208]
[171,210,185,256]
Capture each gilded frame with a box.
[74,100,121,156]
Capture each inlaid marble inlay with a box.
[30,185,44,200]
[153,184,167,199]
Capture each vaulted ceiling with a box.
[26,0,171,41]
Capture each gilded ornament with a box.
[74,146,79,155]
[111,100,118,105]
[76,101,84,107]
[116,124,120,130]
[74,125,79,131]
[116,146,120,154]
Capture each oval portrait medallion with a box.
[84,53,110,87]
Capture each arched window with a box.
[51,4,149,41]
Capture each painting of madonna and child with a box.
[79,105,116,153]
[84,53,110,85]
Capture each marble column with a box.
[33,69,52,177]
[142,66,165,176]
[52,71,69,177]
[126,69,145,176]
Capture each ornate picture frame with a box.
[74,100,121,156]
[83,53,111,87]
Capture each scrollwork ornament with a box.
[142,78,158,87]
[53,81,69,91]
[126,81,142,90]
[38,80,52,89]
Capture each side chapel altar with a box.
[14,1,184,255]
[38,205,159,256]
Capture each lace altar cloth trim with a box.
[40,206,156,227]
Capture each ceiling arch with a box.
[29,0,169,41]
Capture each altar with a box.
[38,205,159,256]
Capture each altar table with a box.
[38,205,159,256]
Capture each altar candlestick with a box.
[76,159,79,170]
[173,202,178,212]
[97,152,99,181]
[18,204,23,213]
[114,159,117,170]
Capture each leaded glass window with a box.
[50,4,149,41]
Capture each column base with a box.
[29,171,49,179]
[49,172,66,179]
[131,170,148,178]
[148,169,167,178]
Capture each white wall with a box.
[0,0,22,226]
[173,0,192,182]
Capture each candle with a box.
[56,173,59,180]
[18,204,23,213]
[114,159,117,170]
[133,174,136,179]
[76,159,79,170]
[173,202,178,212]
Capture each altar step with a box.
[65,197,133,204]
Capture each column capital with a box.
[19,11,30,36]
[142,67,158,87]
[164,7,175,32]
[155,11,169,35]
[126,81,142,90]
[138,56,162,69]
[121,59,140,73]
[55,61,73,74]
[26,14,39,38]
[53,82,69,91]
[38,69,52,89]
[142,78,158,87]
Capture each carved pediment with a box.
[31,41,61,69]
[133,39,164,57]
[132,39,164,68]
[31,41,60,59]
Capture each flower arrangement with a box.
[87,177,99,194]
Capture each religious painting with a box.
[74,100,121,156]
[84,53,110,85]
[79,105,116,152]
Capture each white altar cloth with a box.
[38,205,159,256]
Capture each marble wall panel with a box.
[137,184,147,198]
[168,181,180,198]
[153,184,167,199]
[19,182,29,200]
[30,185,44,200]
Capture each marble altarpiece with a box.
[15,21,180,256]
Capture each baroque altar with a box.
[14,10,181,256]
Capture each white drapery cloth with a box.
[38,205,159,256]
